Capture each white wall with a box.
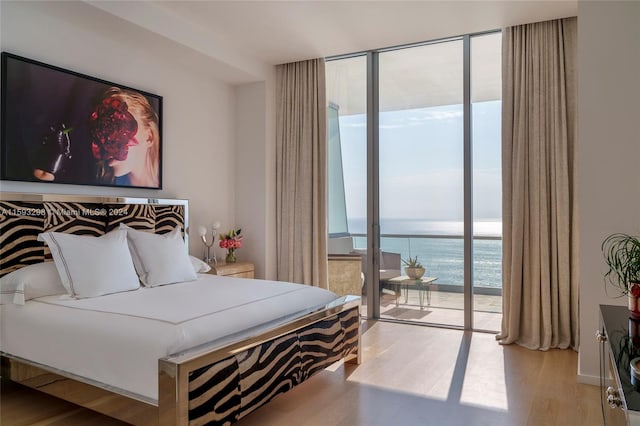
[577,0,640,383]
[0,1,237,257]
[234,78,277,280]
[235,82,266,277]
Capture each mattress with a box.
[0,274,339,403]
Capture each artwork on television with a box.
[1,52,163,189]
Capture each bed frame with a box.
[0,192,361,425]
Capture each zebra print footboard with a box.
[160,298,360,426]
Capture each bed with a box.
[0,192,360,425]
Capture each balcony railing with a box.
[349,233,503,297]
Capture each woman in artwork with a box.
[89,87,160,187]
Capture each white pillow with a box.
[122,225,197,287]
[37,229,140,298]
[190,255,212,273]
[0,262,67,305]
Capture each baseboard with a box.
[578,373,610,386]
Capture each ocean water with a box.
[348,218,502,237]
[349,218,502,289]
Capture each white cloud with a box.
[341,121,366,129]
[379,108,464,129]
[407,110,464,122]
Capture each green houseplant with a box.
[602,233,640,317]
[402,256,425,280]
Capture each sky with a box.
[337,100,502,233]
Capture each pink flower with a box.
[219,228,243,253]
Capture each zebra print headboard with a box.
[0,193,188,277]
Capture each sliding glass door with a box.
[326,31,502,331]
[378,40,465,326]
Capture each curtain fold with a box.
[275,58,328,289]
[499,17,579,350]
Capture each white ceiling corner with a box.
[85,0,272,84]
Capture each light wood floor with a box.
[371,291,503,331]
[1,320,626,426]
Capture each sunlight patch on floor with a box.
[345,322,464,402]
[324,361,344,372]
[460,336,509,411]
[346,375,450,402]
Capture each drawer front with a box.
[229,271,254,278]
[212,262,255,278]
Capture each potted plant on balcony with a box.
[602,233,640,318]
[403,256,425,280]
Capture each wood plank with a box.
[1,321,627,425]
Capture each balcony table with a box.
[384,276,437,309]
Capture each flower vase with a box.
[226,249,236,264]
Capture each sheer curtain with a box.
[275,58,328,288]
[499,17,579,350]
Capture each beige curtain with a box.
[275,58,328,288]
[499,17,579,350]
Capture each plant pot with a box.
[630,282,640,319]
[629,294,640,319]
[630,318,640,349]
[405,267,425,280]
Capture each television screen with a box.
[1,52,162,189]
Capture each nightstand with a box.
[209,261,255,278]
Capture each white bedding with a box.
[0,274,339,403]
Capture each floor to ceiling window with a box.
[326,31,501,332]
[378,39,466,327]
[471,33,502,331]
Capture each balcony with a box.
[347,233,503,332]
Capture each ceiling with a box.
[152,0,577,64]
[89,1,577,82]
[327,32,503,115]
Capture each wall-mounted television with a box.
[1,52,163,189]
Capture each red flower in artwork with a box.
[91,142,100,159]
[631,283,640,297]
[89,97,138,161]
